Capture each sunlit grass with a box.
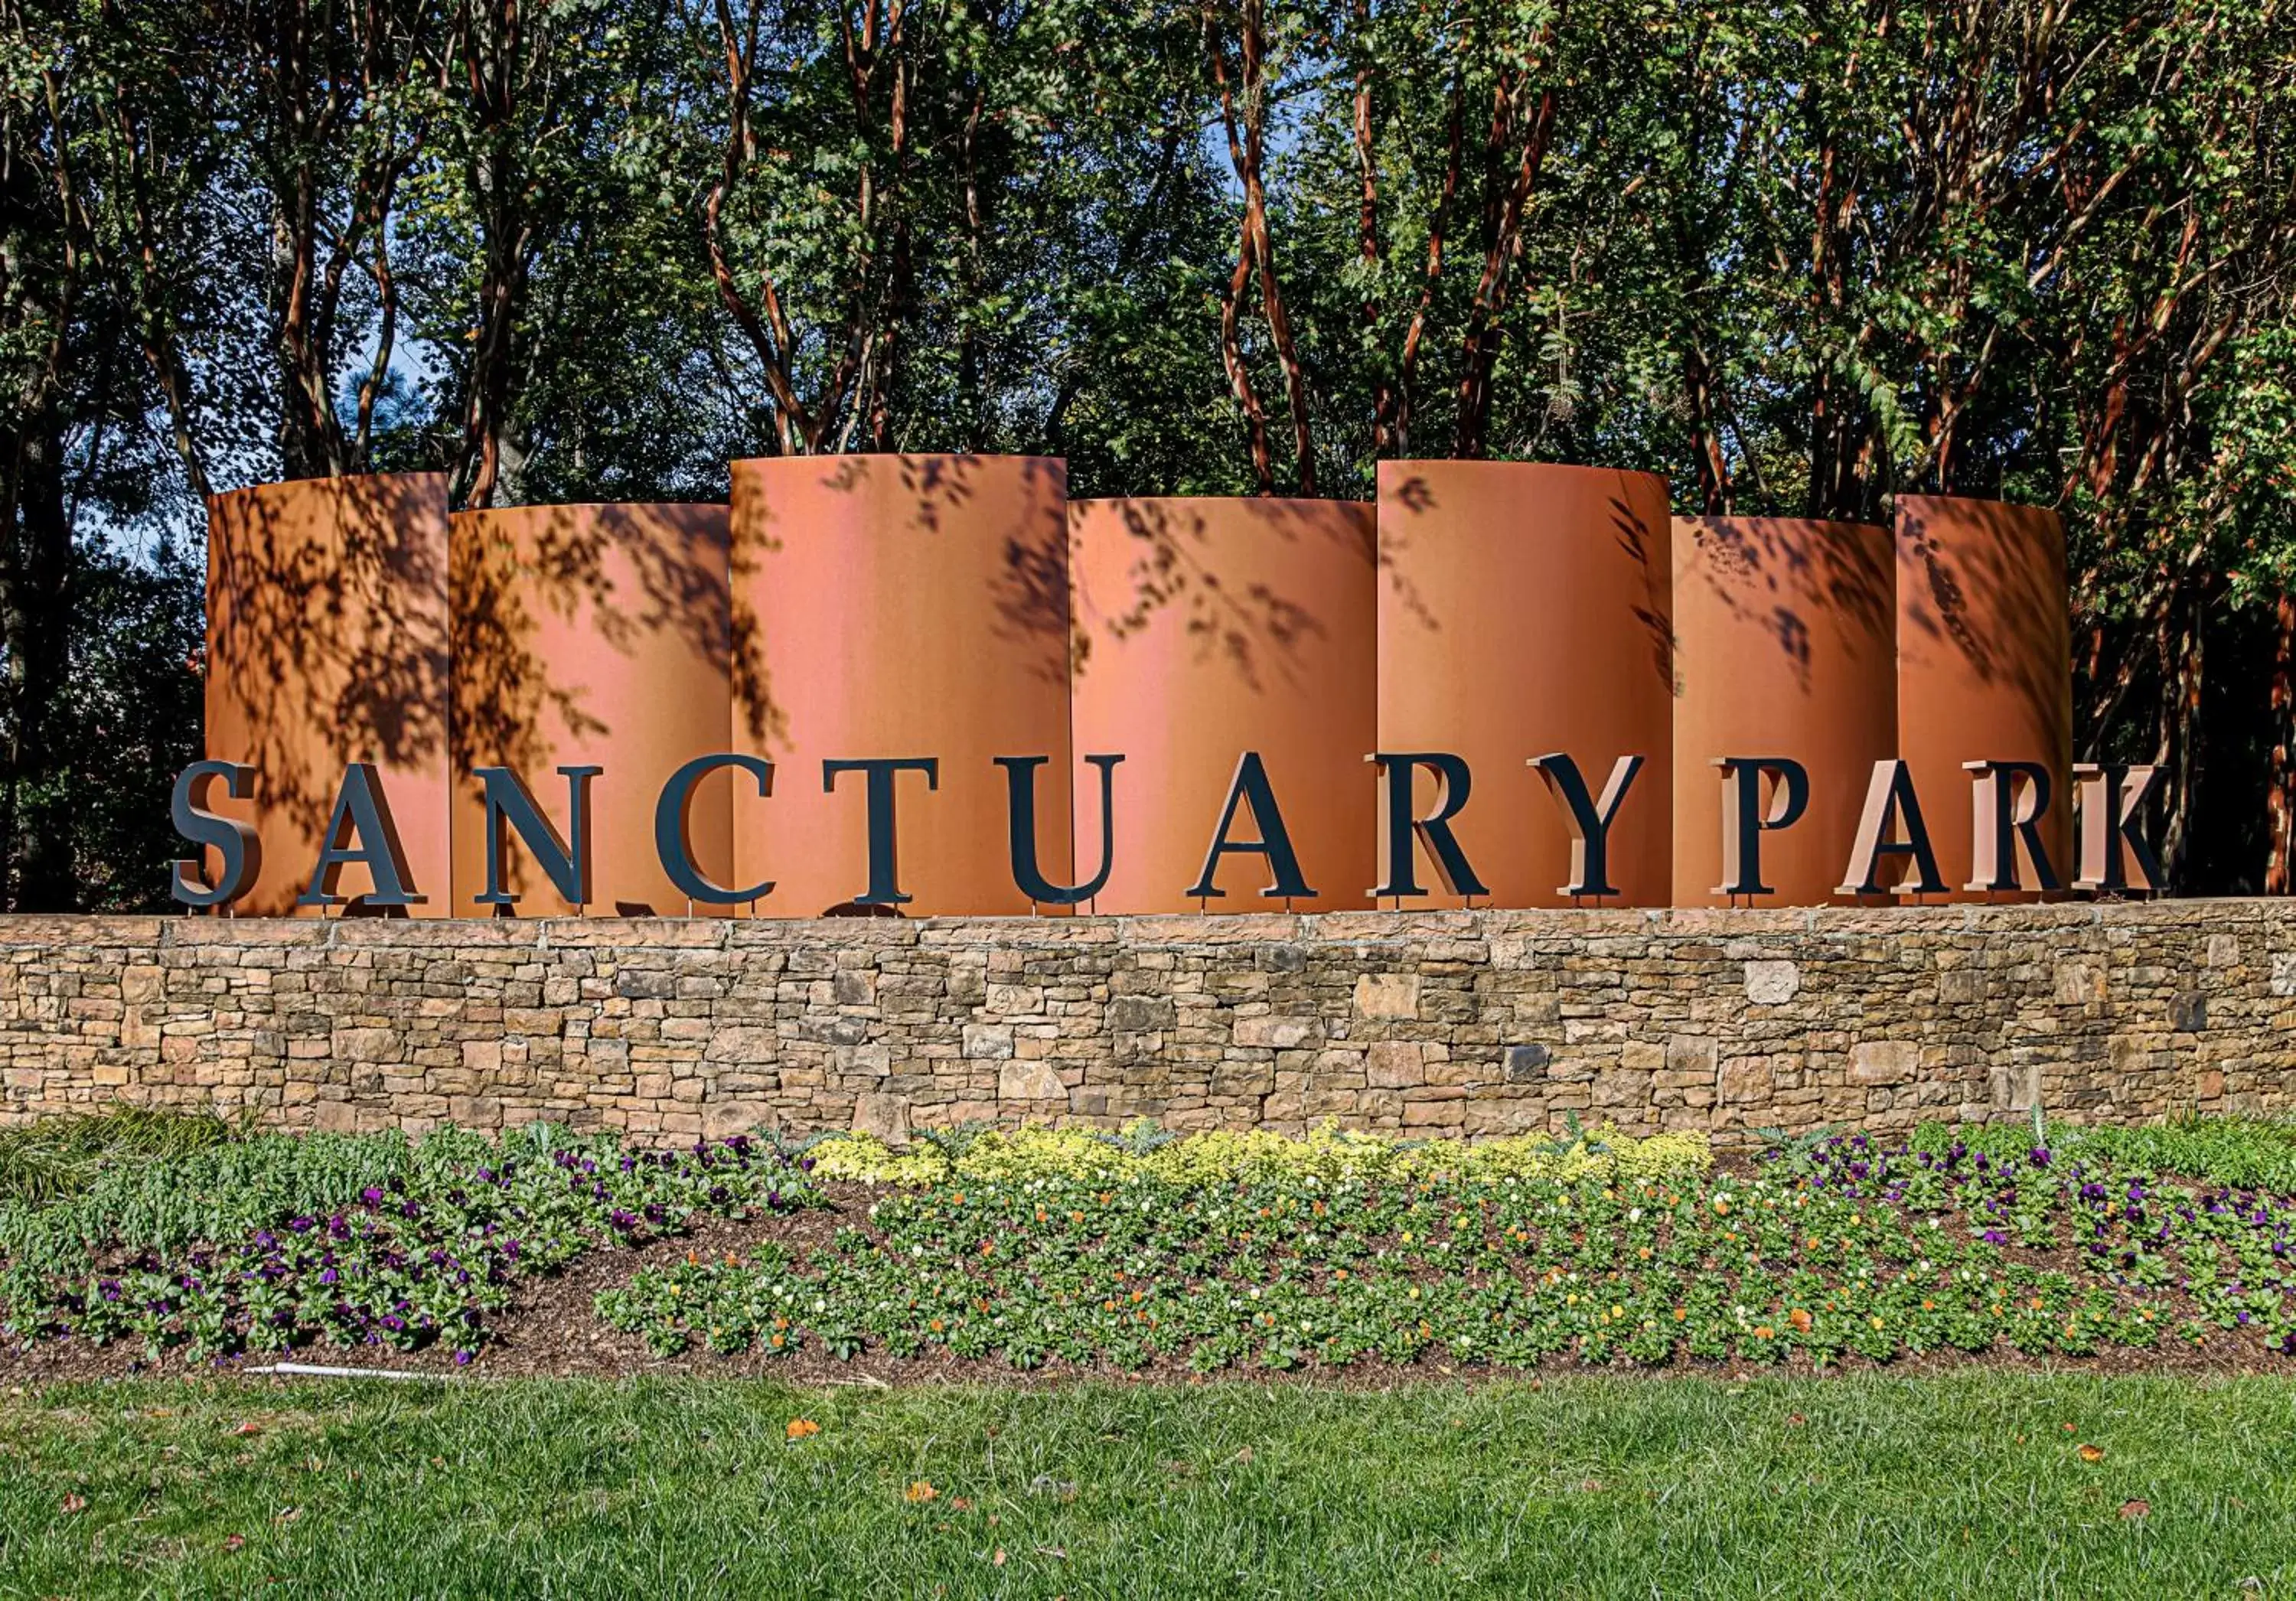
[5,1373,2293,1597]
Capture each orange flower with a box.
[1787,1309,1813,1333]
[1753,1325,1776,1339]
[785,1418,821,1440]
[905,1481,938,1503]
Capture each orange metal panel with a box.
[1070,497,1376,912]
[1670,517,1896,906]
[1895,494,2074,899]
[729,455,1071,915]
[204,474,452,915]
[1376,461,1673,907]
[448,503,732,915]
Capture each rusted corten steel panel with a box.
[448,503,732,916]
[1070,497,1377,912]
[1671,517,1896,906]
[1376,461,1675,908]
[1895,494,2075,899]
[204,474,452,915]
[729,455,1072,916]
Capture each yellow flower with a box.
[905,1481,938,1503]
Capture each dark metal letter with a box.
[1837,759,1948,897]
[655,753,775,906]
[300,763,422,908]
[170,761,261,908]
[2073,763,2163,893]
[1964,760,2061,892]
[473,765,599,908]
[1528,753,1642,899]
[823,758,940,906]
[1000,754,1121,906]
[1368,752,1489,900]
[1186,751,1316,901]
[1715,757,1810,898]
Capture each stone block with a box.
[1667,1035,1718,1077]
[1234,1015,1319,1049]
[1108,996,1176,1032]
[1354,973,1420,1019]
[1743,960,1799,1004]
[1504,1044,1550,1084]
[999,1060,1065,1101]
[963,1024,1015,1060]
[852,1092,912,1146]
[2053,961,2106,1005]
[1365,1041,1425,1089]
[1717,1057,1773,1104]
[1850,1041,1917,1086]
[333,1027,400,1064]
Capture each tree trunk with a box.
[2268,593,2294,894]
[0,413,77,910]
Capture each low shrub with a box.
[799,1121,1712,1191]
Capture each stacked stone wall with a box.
[2,904,2288,1143]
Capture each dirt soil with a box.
[8,1172,2296,1388]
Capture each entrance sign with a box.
[183,461,2155,917]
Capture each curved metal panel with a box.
[1376,461,1673,908]
[448,503,732,916]
[1070,497,1375,912]
[729,455,1071,916]
[1895,494,2074,899]
[1671,517,1896,906]
[204,474,452,915]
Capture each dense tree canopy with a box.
[5,0,2293,908]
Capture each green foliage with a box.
[7,0,2296,895]
[1910,1117,2296,1195]
[598,1123,2296,1372]
[0,1104,243,1207]
[0,1122,820,1361]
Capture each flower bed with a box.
[0,1124,819,1364]
[596,1124,2296,1372]
[8,1114,2296,1379]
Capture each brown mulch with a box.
[8,1175,2296,1389]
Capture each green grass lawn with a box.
[5,1373,2294,1598]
